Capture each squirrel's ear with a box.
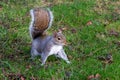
[58,29,62,33]
[53,31,57,37]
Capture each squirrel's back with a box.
[29,8,54,39]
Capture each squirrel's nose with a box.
[64,41,68,46]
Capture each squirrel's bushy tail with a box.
[29,8,54,40]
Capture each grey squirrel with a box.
[29,8,70,65]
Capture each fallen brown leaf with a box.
[98,53,113,64]
[71,28,77,33]
[109,30,119,37]
[98,56,106,61]
[87,73,101,80]
[6,73,26,80]
[95,73,101,79]
[87,75,94,80]
[86,21,92,26]
[21,76,25,80]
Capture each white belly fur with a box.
[49,45,62,55]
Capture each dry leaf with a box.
[86,21,92,26]
[87,73,101,80]
[71,28,77,33]
[95,73,101,78]
[87,75,94,80]
[6,73,26,80]
[109,30,119,37]
[21,76,25,80]
[98,54,113,64]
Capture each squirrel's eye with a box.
[58,37,61,40]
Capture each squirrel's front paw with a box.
[41,62,45,66]
[66,61,71,64]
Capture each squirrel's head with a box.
[53,30,67,46]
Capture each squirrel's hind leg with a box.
[31,48,41,59]
[41,53,49,66]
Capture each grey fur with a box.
[31,35,70,65]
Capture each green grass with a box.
[0,0,120,80]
